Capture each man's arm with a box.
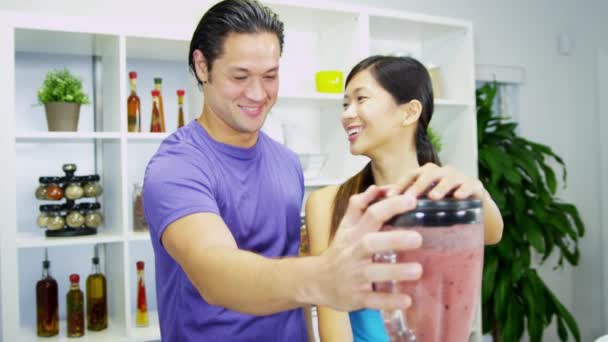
[162,185,423,315]
[162,212,320,315]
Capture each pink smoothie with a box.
[375,223,484,342]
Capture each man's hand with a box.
[315,185,422,312]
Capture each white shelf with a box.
[16,132,121,142]
[130,310,160,342]
[16,230,124,248]
[20,320,126,342]
[127,232,151,242]
[126,133,170,141]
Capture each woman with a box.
[305,55,504,341]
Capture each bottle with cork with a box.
[153,77,166,132]
[150,90,162,133]
[127,71,141,132]
[36,248,59,337]
[66,273,85,337]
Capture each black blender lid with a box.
[414,197,482,211]
[386,197,482,227]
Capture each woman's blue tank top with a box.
[349,309,390,342]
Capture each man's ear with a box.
[193,49,209,84]
[400,99,423,126]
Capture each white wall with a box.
[1,0,607,340]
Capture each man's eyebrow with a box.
[228,66,279,73]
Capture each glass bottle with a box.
[133,183,148,232]
[128,71,142,132]
[86,253,108,331]
[177,89,185,129]
[66,273,85,338]
[154,77,166,132]
[36,249,59,337]
[136,261,149,327]
[150,90,162,133]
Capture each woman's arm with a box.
[306,186,354,342]
[397,163,504,245]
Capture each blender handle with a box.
[374,251,417,342]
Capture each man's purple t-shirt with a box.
[143,120,307,342]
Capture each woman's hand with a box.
[399,163,485,200]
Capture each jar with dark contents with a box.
[83,175,103,198]
[45,178,64,201]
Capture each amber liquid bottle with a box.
[154,77,166,132]
[127,71,142,132]
[136,261,149,327]
[36,251,59,337]
[86,256,108,331]
[177,89,185,128]
[67,274,85,338]
[150,90,162,133]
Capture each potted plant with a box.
[477,82,584,342]
[37,68,90,131]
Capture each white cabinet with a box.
[0,1,477,341]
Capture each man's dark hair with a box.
[188,0,284,85]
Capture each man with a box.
[143,0,422,340]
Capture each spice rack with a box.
[36,163,103,237]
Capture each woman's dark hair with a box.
[330,55,441,237]
[188,0,284,85]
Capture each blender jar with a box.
[374,198,484,342]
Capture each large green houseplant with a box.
[37,68,90,131]
[477,82,584,342]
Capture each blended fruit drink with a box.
[374,198,484,342]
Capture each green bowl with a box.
[315,70,344,93]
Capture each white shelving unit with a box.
[0,1,477,341]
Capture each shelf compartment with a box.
[17,244,127,341]
[15,28,122,133]
[16,132,121,142]
[19,321,126,342]
[369,14,474,104]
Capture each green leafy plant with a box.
[37,68,90,105]
[477,82,584,342]
[427,126,442,153]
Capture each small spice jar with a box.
[83,175,103,198]
[37,208,50,228]
[66,210,86,228]
[45,177,64,201]
[84,203,103,228]
[65,180,84,200]
[35,177,50,200]
[46,210,66,231]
